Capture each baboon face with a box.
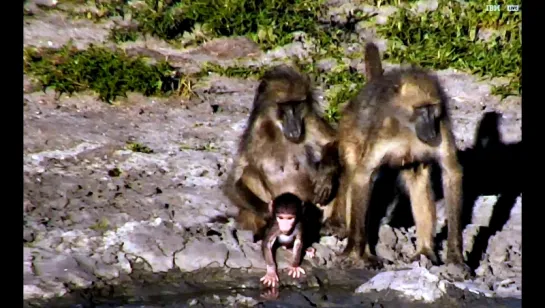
[276,101,307,143]
[276,212,296,234]
[269,193,302,234]
[413,103,442,145]
[398,80,443,146]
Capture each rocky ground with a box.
[23,1,521,307]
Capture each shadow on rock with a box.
[449,111,521,272]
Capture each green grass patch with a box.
[23,43,189,103]
[294,59,365,123]
[25,0,521,119]
[90,217,110,232]
[126,142,154,153]
[377,0,521,97]
[108,25,140,43]
[198,62,267,79]
[130,0,326,49]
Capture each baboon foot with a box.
[410,248,438,265]
[442,262,472,281]
[321,221,347,238]
[446,250,464,265]
[337,237,356,257]
[361,253,384,270]
[439,247,471,280]
[338,252,383,270]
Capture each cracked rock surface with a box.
[24,2,521,307]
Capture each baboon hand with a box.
[305,247,316,259]
[312,173,333,205]
[287,266,306,279]
[260,271,279,288]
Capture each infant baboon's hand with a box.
[287,266,306,279]
[260,271,279,288]
[305,247,316,259]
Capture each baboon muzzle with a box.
[415,108,441,146]
[282,109,303,143]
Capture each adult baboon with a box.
[223,65,340,240]
[330,42,464,266]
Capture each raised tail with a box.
[364,42,384,81]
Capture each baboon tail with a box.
[364,42,383,81]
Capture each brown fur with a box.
[328,42,464,265]
[223,64,340,239]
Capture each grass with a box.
[90,217,110,232]
[129,0,326,49]
[126,142,154,154]
[24,0,521,113]
[23,43,190,103]
[184,0,521,118]
[198,62,267,79]
[376,0,521,97]
[108,25,140,43]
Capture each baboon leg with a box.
[323,163,347,231]
[236,208,268,240]
[342,163,375,259]
[400,165,438,263]
[331,141,360,233]
[329,170,350,228]
[224,164,272,239]
[439,135,464,264]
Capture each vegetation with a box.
[90,217,110,232]
[23,43,189,103]
[377,0,521,97]
[108,25,139,43]
[126,142,154,153]
[24,0,521,115]
[128,0,326,49]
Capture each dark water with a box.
[23,268,521,308]
[24,286,522,308]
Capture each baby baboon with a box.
[223,64,340,240]
[330,42,464,266]
[260,193,316,288]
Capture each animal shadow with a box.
[371,111,521,271]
